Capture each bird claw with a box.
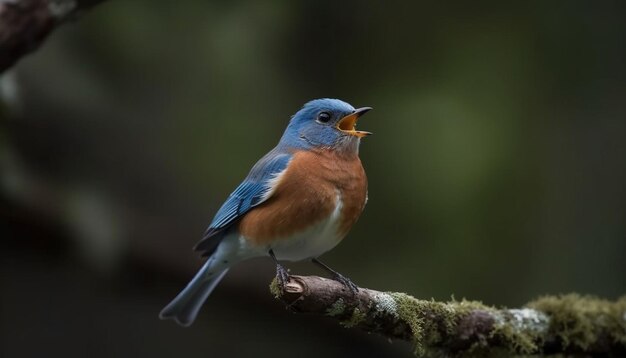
[311,257,359,294]
[331,272,359,294]
[276,264,291,290]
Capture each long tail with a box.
[159,258,229,327]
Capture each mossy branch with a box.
[0,0,105,73]
[270,275,626,356]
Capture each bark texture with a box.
[0,0,104,73]
[271,275,626,356]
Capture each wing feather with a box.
[194,149,292,255]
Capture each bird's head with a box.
[281,98,372,154]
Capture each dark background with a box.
[1,1,625,357]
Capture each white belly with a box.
[252,190,344,261]
[209,191,347,269]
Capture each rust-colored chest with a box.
[238,149,368,245]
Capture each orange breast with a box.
[238,148,368,246]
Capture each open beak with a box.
[336,107,373,138]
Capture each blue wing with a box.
[194,148,292,255]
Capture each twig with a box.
[270,275,626,356]
[0,0,105,73]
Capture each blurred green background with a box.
[1,1,625,357]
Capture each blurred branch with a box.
[271,275,626,356]
[0,0,105,73]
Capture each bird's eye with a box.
[317,112,331,123]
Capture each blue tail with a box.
[159,259,229,327]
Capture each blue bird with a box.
[160,98,372,326]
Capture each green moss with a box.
[527,294,626,350]
[385,293,547,356]
[387,293,492,355]
[269,277,282,299]
[448,299,499,354]
[345,292,625,356]
[341,307,366,328]
[387,292,426,354]
[326,298,346,317]
[449,297,493,316]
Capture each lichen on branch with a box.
[270,275,626,356]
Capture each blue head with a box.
[279,98,372,154]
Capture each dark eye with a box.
[317,112,331,123]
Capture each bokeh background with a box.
[1,1,625,357]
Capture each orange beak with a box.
[336,107,372,138]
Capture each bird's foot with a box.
[311,258,359,294]
[276,263,291,290]
[269,249,291,290]
[331,272,359,294]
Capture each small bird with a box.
[160,98,372,326]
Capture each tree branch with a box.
[270,275,626,356]
[0,0,105,73]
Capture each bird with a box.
[159,98,372,327]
